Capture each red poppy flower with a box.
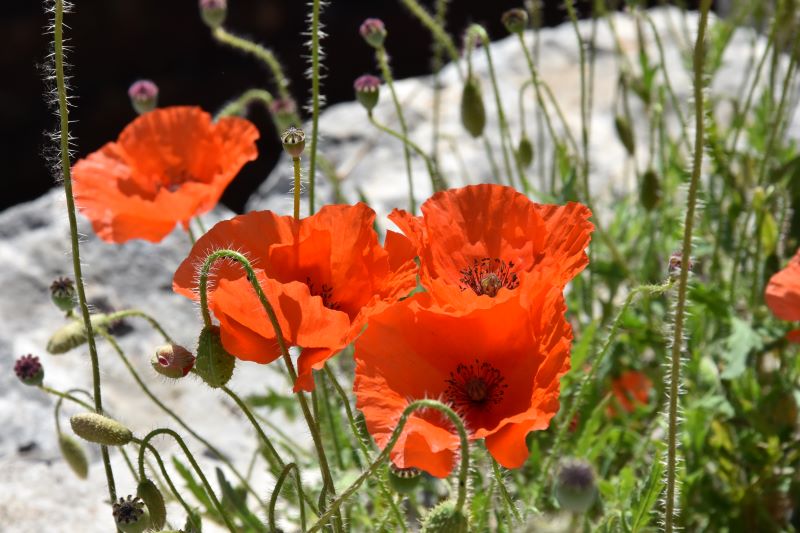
[353,284,572,477]
[173,203,417,392]
[72,106,259,243]
[765,249,800,322]
[787,330,800,344]
[388,184,593,312]
[609,370,652,415]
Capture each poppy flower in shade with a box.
[388,184,593,312]
[72,106,259,243]
[608,370,653,415]
[173,203,418,392]
[353,284,572,477]
[787,330,800,344]
[765,249,800,322]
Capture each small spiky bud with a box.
[359,18,387,48]
[387,463,422,494]
[14,354,44,386]
[614,115,636,156]
[269,97,298,133]
[128,80,159,115]
[112,495,150,533]
[58,432,89,479]
[640,168,662,211]
[421,500,469,533]
[517,136,534,168]
[50,276,75,312]
[70,412,133,446]
[137,478,167,530]
[668,251,693,278]
[502,8,529,34]
[354,75,381,112]
[195,325,236,388]
[554,458,597,513]
[47,314,114,354]
[199,0,227,29]
[152,344,196,379]
[460,75,486,138]
[281,126,306,159]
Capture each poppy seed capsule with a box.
[14,354,44,386]
[502,8,529,34]
[70,412,133,446]
[58,432,89,479]
[128,80,159,115]
[281,126,306,159]
[554,458,597,513]
[137,478,167,529]
[460,76,486,138]
[387,463,422,494]
[112,495,150,533]
[614,115,636,156]
[421,500,470,533]
[517,135,534,168]
[50,276,75,312]
[152,344,196,379]
[359,18,387,48]
[195,325,236,388]
[354,75,381,112]
[199,0,227,29]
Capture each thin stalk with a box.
[138,441,199,529]
[318,372,345,470]
[212,27,291,99]
[430,0,450,164]
[215,88,274,120]
[491,459,522,523]
[106,309,173,343]
[268,463,307,532]
[293,156,302,219]
[307,0,324,216]
[564,0,591,203]
[41,385,94,411]
[399,0,463,79]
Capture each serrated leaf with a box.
[630,458,664,532]
[720,317,762,379]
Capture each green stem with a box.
[480,35,518,189]
[212,27,291,99]
[293,156,302,220]
[138,441,199,529]
[268,462,307,532]
[41,385,94,411]
[491,459,522,523]
[564,0,590,203]
[307,0,324,216]
[399,0,463,79]
[215,88,274,120]
[52,0,116,507]
[106,309,173,343]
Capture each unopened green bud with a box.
[517,135,534,168]
[465,24,488,49]
[137,478,167,530]
[47,314,113,355]
[421,500,469,533]
[152,344,196,379]
[195,325,236,388]
[199,0,227,29]
[614,115,635,156]
[554,458,597,513]
[70,412,133,446]
[112,495,150,533]
[58,432,89,479]
[461,76,486,138]
[281,126,306,159]
[387,463,422,494]
[354,75,381,112]
[502,8,529,34]
[50,276,75,313]
[640,168,662,211]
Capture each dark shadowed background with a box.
[2,0,705,213]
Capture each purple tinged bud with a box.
[199,0,227,29]
[359,18,387,48]
[14,354,44,386]
[354,75,381,112]
[554,458,597,513]
[128,80,159,115]
[668,251,693,277]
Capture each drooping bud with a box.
[614,115,636,156]
[70,412,133,446]
[281,126,306,159]
[465,24,488,50]
[517,136,534,168]
[14,354,44,386]
[152,344,196,379]
[554,458,597,513]
[639,168,662,211]
[460,75,486,138]
[501,8,529,34]
[387,463,422,494]
[58,432,89,479]
[50,276,76,313]
[359,18,387,48]
[668,250,693,278]
[47,314,114,355]
[195,325,236,388]
[269,97,298,133]
[199,0,227,29]
[112,495,150,533]
[421,500,470,533]
[128,80,159,115]
[137,478,167,530]
[354,75,381,112]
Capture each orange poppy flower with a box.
[765,249,800,322]
[72,106,259,243]
[173,203,417,392]
[609,370,652,415]
[388,184,593,312]
[353,284,572,477]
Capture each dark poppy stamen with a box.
[445,359,508,411]
[459,258,519,297]
[306,277,341,310]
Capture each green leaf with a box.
[720,317,763,380]
[760,212,779,257]
[172,457,222,523]
[216,468,263,532]
[630,457,664,532]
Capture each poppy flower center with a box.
[459,258,519,297]
[306,277,341,310]
[445,359,508,411]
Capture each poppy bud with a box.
[47,314,113,355]
[517,136,534,168]
[50,276,75,313]
[152,344,196,379]
[668,251,693,277]
[554,458,597,513]
[269,97,298,133]
[58,432,89,479]
[614,115,636,156]
[421,500,470,533]
[128,80,159,115]
[359,18,387,49]
[137,478,167,530]
[387,463,421,494]
[639,168,662,211]
[354,74,381,112]
[465,24,488,50]
[460,75,486,138]
[14,354,44,386]
[112,495,150,533]
[501,8,529,34]
[70,412,133,446]
[281,126,306,159]
[195,325,236,388]
[199,0,227,29]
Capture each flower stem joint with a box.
[359,18,387,49]
[14,354,44,386]
[199,0,227,29]
[354,74,381,113]
[127,80,159,115]
[281,126,306,159]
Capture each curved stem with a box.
[107,309,173,343]
[138,441,199,529]
[212,27,291,99]
[268,463,307,532]
[215,88,274,121]
[399,0,463,79]
[307,0,324,216]
[41,385,94,412]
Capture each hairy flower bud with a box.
[460,75,486,138]
[640,168,662,211]
[668,250,693,277]
[70,412,133,446]
[14,354,44,386]
[502,8,529,34]
[421,500,469,533]
[47,314,114,354]
[359,18,387,48]
[554,458,597,513]
[195,325,236,388]
[199,0,227,29]
[137,478,167,530]
[517,136,534,168]
[112,495,150,533]
[152,344,196,379]
[614,115,636,156]
[128,80,159,115]
[269,97,298,133]
[354,74,381,112]
[58,432,89,479]
[50,276,75,313]
[387,463,421,494]
[281,126,306,159]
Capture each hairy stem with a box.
[307,0,324,216]
[212,27,291,99]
